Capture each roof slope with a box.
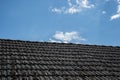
[0,39,120,80]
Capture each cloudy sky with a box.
[0,0,120,46]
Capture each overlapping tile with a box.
[0,39,120,80]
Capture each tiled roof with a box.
[0,39,120,80]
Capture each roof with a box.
[0,39,120,80]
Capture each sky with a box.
[0,0,120,46]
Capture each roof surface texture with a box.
[0,39,120,80]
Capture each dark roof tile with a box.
[0,39,120,79]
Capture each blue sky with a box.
[0,0,120,46]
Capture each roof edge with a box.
[0,38,120,48]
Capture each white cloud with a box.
[111,13,120,20]
[66,7,81,14]
[81,0,94,8]
[51,8,62,14]
[118,5,120,12]
[110,0,120,20]
[51,0,94,14]
[49,39,61,43]
[117,0,120,4]
[49,31,86,43]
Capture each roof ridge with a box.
[0,38,120,48]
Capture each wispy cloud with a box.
[80,0,94,8]
[102,11,107,14]
[51,0,94,14]
[49,31,86,43]
[51,8,63,14]
[110,0,120,20]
